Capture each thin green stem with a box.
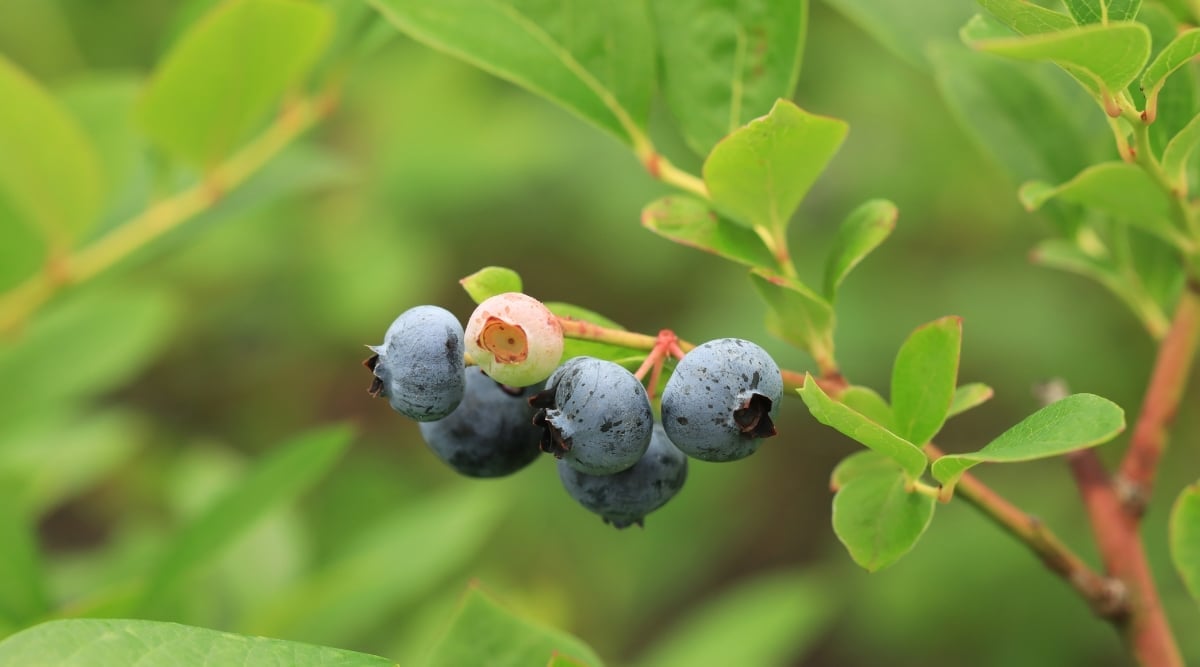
[0,94,332,336]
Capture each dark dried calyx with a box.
[363,354,385,398]
[733,393,776,439]
[529,388,570,456]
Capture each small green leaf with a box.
[428,585,604,667]
[649,0,807,155]
[0,487,47,626]
[971,22,1151,101]
[460,266,523,304]
[1019,162,1186,248]
[823,199,897,301]
[798,374,927,479]
[0,619,395,667]
[0,54,103,243]
[703,99,848,236]
[830,450,902,491]
[838,386,894,431]
[931,393,1125,493]
[976,0,1076,34]
[139,0,333,166]
[633,570,833,667]
[1169,482,1200,602]
[370,0,654,145]
[749,270,835,365]
[641,196,776,270]
[948,382,995,418]
[832,466,936,572]
[138,425,353,613]
[1063,0,1142,24]
[1141,28,1200,122]
[1164,112,1200,187]
[891,316,962,446]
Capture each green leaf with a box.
[0,54,103,243]
[976,0,1076,34]
[830,450,902,491]
[428,585,604,667]
[139,0,333,166]
[460,266,523,304]
[838,386,894,431]
[641,196,776,270]
[970,22,1151,102]
[1141,28,1200,122]
[370,0,654,146]
[703,99,848,236]
[1169,481,1200,602]
[798,374,927,479]
[0,619,395,667]
[891,316,962,446]
[649,0,806,155]
[632,569,833,667]
[823,199,897,301]
[1163,111,1200,185]
[929,42,1100,185]
[1063,0,1142,24]
[948,382,995,419]
[0,487,47,626]
[832,466,936,572]
[246,484,505,645]
[749,270,835,365]
[1019,162,1186,248]
[138,425,353,613]
[931,393,1125,493]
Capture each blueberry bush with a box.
[1,0,1199,665]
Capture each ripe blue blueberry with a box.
[557,423,688,528]
[661,338,783,462]
[418,367,542,477]
[366,305,466,422]
[531,356,653,475]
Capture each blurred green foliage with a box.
[1,1,1198,665]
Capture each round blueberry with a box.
[557,424,688,528]
[531,356,653,475]
[661,338,783,462]
[418,367,542,477]
[366,305,466,422]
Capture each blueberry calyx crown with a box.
[529,387,570,456]
[363,354,385,398]
[733,393,777,439]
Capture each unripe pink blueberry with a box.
[464,292,564,387]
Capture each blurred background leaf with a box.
[0,1,1198,666]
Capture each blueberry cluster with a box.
[366,301,783,528]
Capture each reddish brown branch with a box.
[1116,286,1200,515]
[1068,450,1184,667]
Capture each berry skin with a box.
[531,356,653,475]
[464,292,564,387]
[366,305,465,422]
[557,424,688,528]
[418,367,542,477]
[661,338,783,462]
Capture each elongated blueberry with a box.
[365,305,465,421]
[558,424,688,528]
[419,367,542,477]
[531,356,653,475]
[661,338,783,461]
